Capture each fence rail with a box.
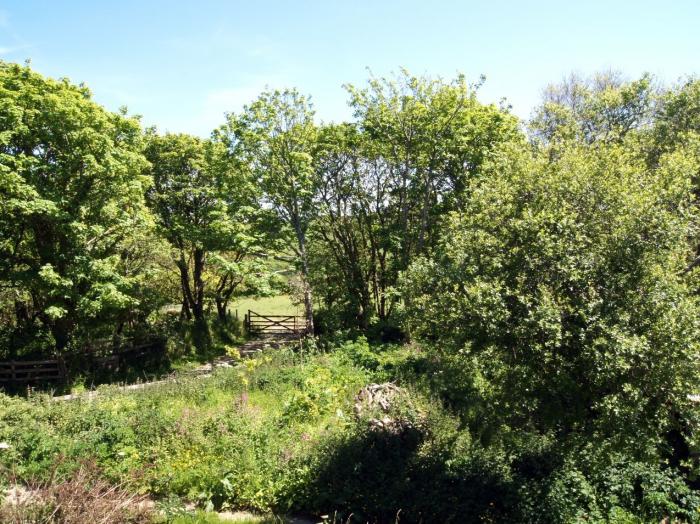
[0,336,166,387]
[0,359,67,384]
[244,310,308,336]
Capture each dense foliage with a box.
[0,62,155,355]
[308,73,521,331]
[3,342,699,522]
[404,141,699,437]
[2,62,700,521]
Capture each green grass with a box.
[0,345,371,514]
[171,510,283,523]
[230,295,302,317]
[161,295,301,318]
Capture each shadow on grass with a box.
[298,425,521,524]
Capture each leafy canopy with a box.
[403,141,700,444]
[0,61,151,351]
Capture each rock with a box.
[353,383,422,434]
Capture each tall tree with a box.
[309,72,521,330]
[0,62,151,353]
[402,141,700,442]
[311,123,376,328]
[144,132,257,325]
[530,71,657,147]
[646,79,700,274]
[226,89,318,333]
[649,77,700,164]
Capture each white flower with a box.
[0,442,10,450]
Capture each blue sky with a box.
[1,0,698,136]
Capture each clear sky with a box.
[1,0,698,136]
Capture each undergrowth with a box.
[1,338,698,523]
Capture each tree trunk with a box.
[177,254,193,321]
[215,297,228,322]
[302,277,314,334]
[296,228,315,335]
[177,249,206,323]
[192,248,205,322]
[50,316,73,353]
[180,300,192,321]
[215,272,242,323]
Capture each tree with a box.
[402,140,700,445]
[642,79,700,278]
[226,89,318,333]
[144,132,258,325]
[649,77,700,164]
[530,71,657,147]
[0,62,151,353]
[310,123,376,329]
[207,226,281,322]
[309,71,521,330]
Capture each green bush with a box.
[396,141,700,521]
[2,339,698,522]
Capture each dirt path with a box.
[52,334,301,402]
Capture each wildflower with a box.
[0,442,10,450]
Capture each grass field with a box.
[230,295,302,317]
[162,295,302,318]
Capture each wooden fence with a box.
[0,358,67,384]
[76,337,165,368]
[244,310,307,336]
[0,336,165,387]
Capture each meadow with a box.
[4,336,698,522]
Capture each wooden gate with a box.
[244,310,307,336]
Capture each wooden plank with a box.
[249,325,298,329]
[0,357,66,383]
[12,373,61,379]
[248,313,298,318]
[3,374,62,381]
[250,318,296,322]
[12,367,60,373]
[249,325,299,328]
[17,366,59,371]
[249,316,298,326]
[251,324,295,329]
[249,324,296,328]
[1,358,61,366]
[249,322,305,327]
[248,320,298,324]
[6,362,59,369]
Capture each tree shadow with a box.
[299,425,521,523]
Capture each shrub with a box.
[403,142,700,447]
[0,460,153,524]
